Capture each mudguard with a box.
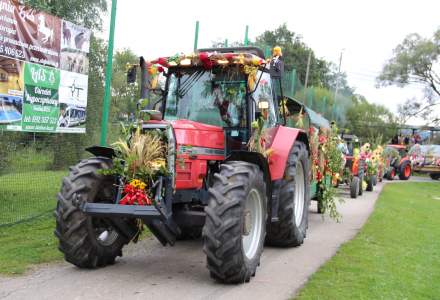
[267,126,307,180]
[85,146,116,158]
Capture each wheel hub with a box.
[242,189,263,260]
[294,161,305,227]
[243,210,252,236]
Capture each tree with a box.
[22,0,107,30]
[345,96,397,143]
[255,24,330,87]
[377,28,440,124]
[110,49,139,123]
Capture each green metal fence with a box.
[281,69,353,125]
[0,125,123,227]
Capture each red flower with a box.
[198,52,213,69]
[224,53,234,61]
[203,60,213,70]
[316,171,322,181]
[157,66,164,72]
[198,52,209,62]
[158,57,168,67]
[119,184,152,206]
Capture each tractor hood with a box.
[145,119,225,150]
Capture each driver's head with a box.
[273,46,282,57]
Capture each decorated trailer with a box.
[55,47,314,283]
[281,97,341,214]
[409,144,440,180]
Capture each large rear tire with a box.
[266,141,310,247]
[54,157,135,268]
[399,161,411,180]
[203,161,267,283]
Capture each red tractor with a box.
[54,47,311,283]
[384,144,412,180]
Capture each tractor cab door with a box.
[251,70,278,128]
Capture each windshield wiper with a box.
[178,70,205,98]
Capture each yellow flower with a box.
[129,179,147,190]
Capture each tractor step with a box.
[81,203,161,219]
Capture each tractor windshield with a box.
[164,68,247,127]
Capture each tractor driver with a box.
[213,83,241,127]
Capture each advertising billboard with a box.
[0,0,90,133]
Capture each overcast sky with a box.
[110,0,439,123]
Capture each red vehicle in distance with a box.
[384,144,412,180]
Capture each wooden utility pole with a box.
[303,50,312,104]
[333,49,344,104]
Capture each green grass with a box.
[0,170,66,224]
[0,215,62,275]
[4,148,53,174]
[296,182,440,300]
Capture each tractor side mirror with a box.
[127,65,137,84]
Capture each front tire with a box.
[54,157,135,268]
[399,161,411,180]
[266,141,310,247]
[203,161,267,283]
[386,169,395,180]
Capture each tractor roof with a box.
[340,133,359,141]
[148,50,266,70]
[198,47,266,59]
[305,107,330,129]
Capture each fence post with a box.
[193,21,199,52]
[264,45,271,58]
[332,102,337,122]
[244,25,249,46]
[100,0,117,146]
[291,69,297,96]
[322,96,327,117]
[307,88,314,109]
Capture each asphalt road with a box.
[0,183,385,300]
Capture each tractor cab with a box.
[131,47,283,156]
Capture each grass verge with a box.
[296,182,440,299]
[0,170,66,224]
[0,215,62,275]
